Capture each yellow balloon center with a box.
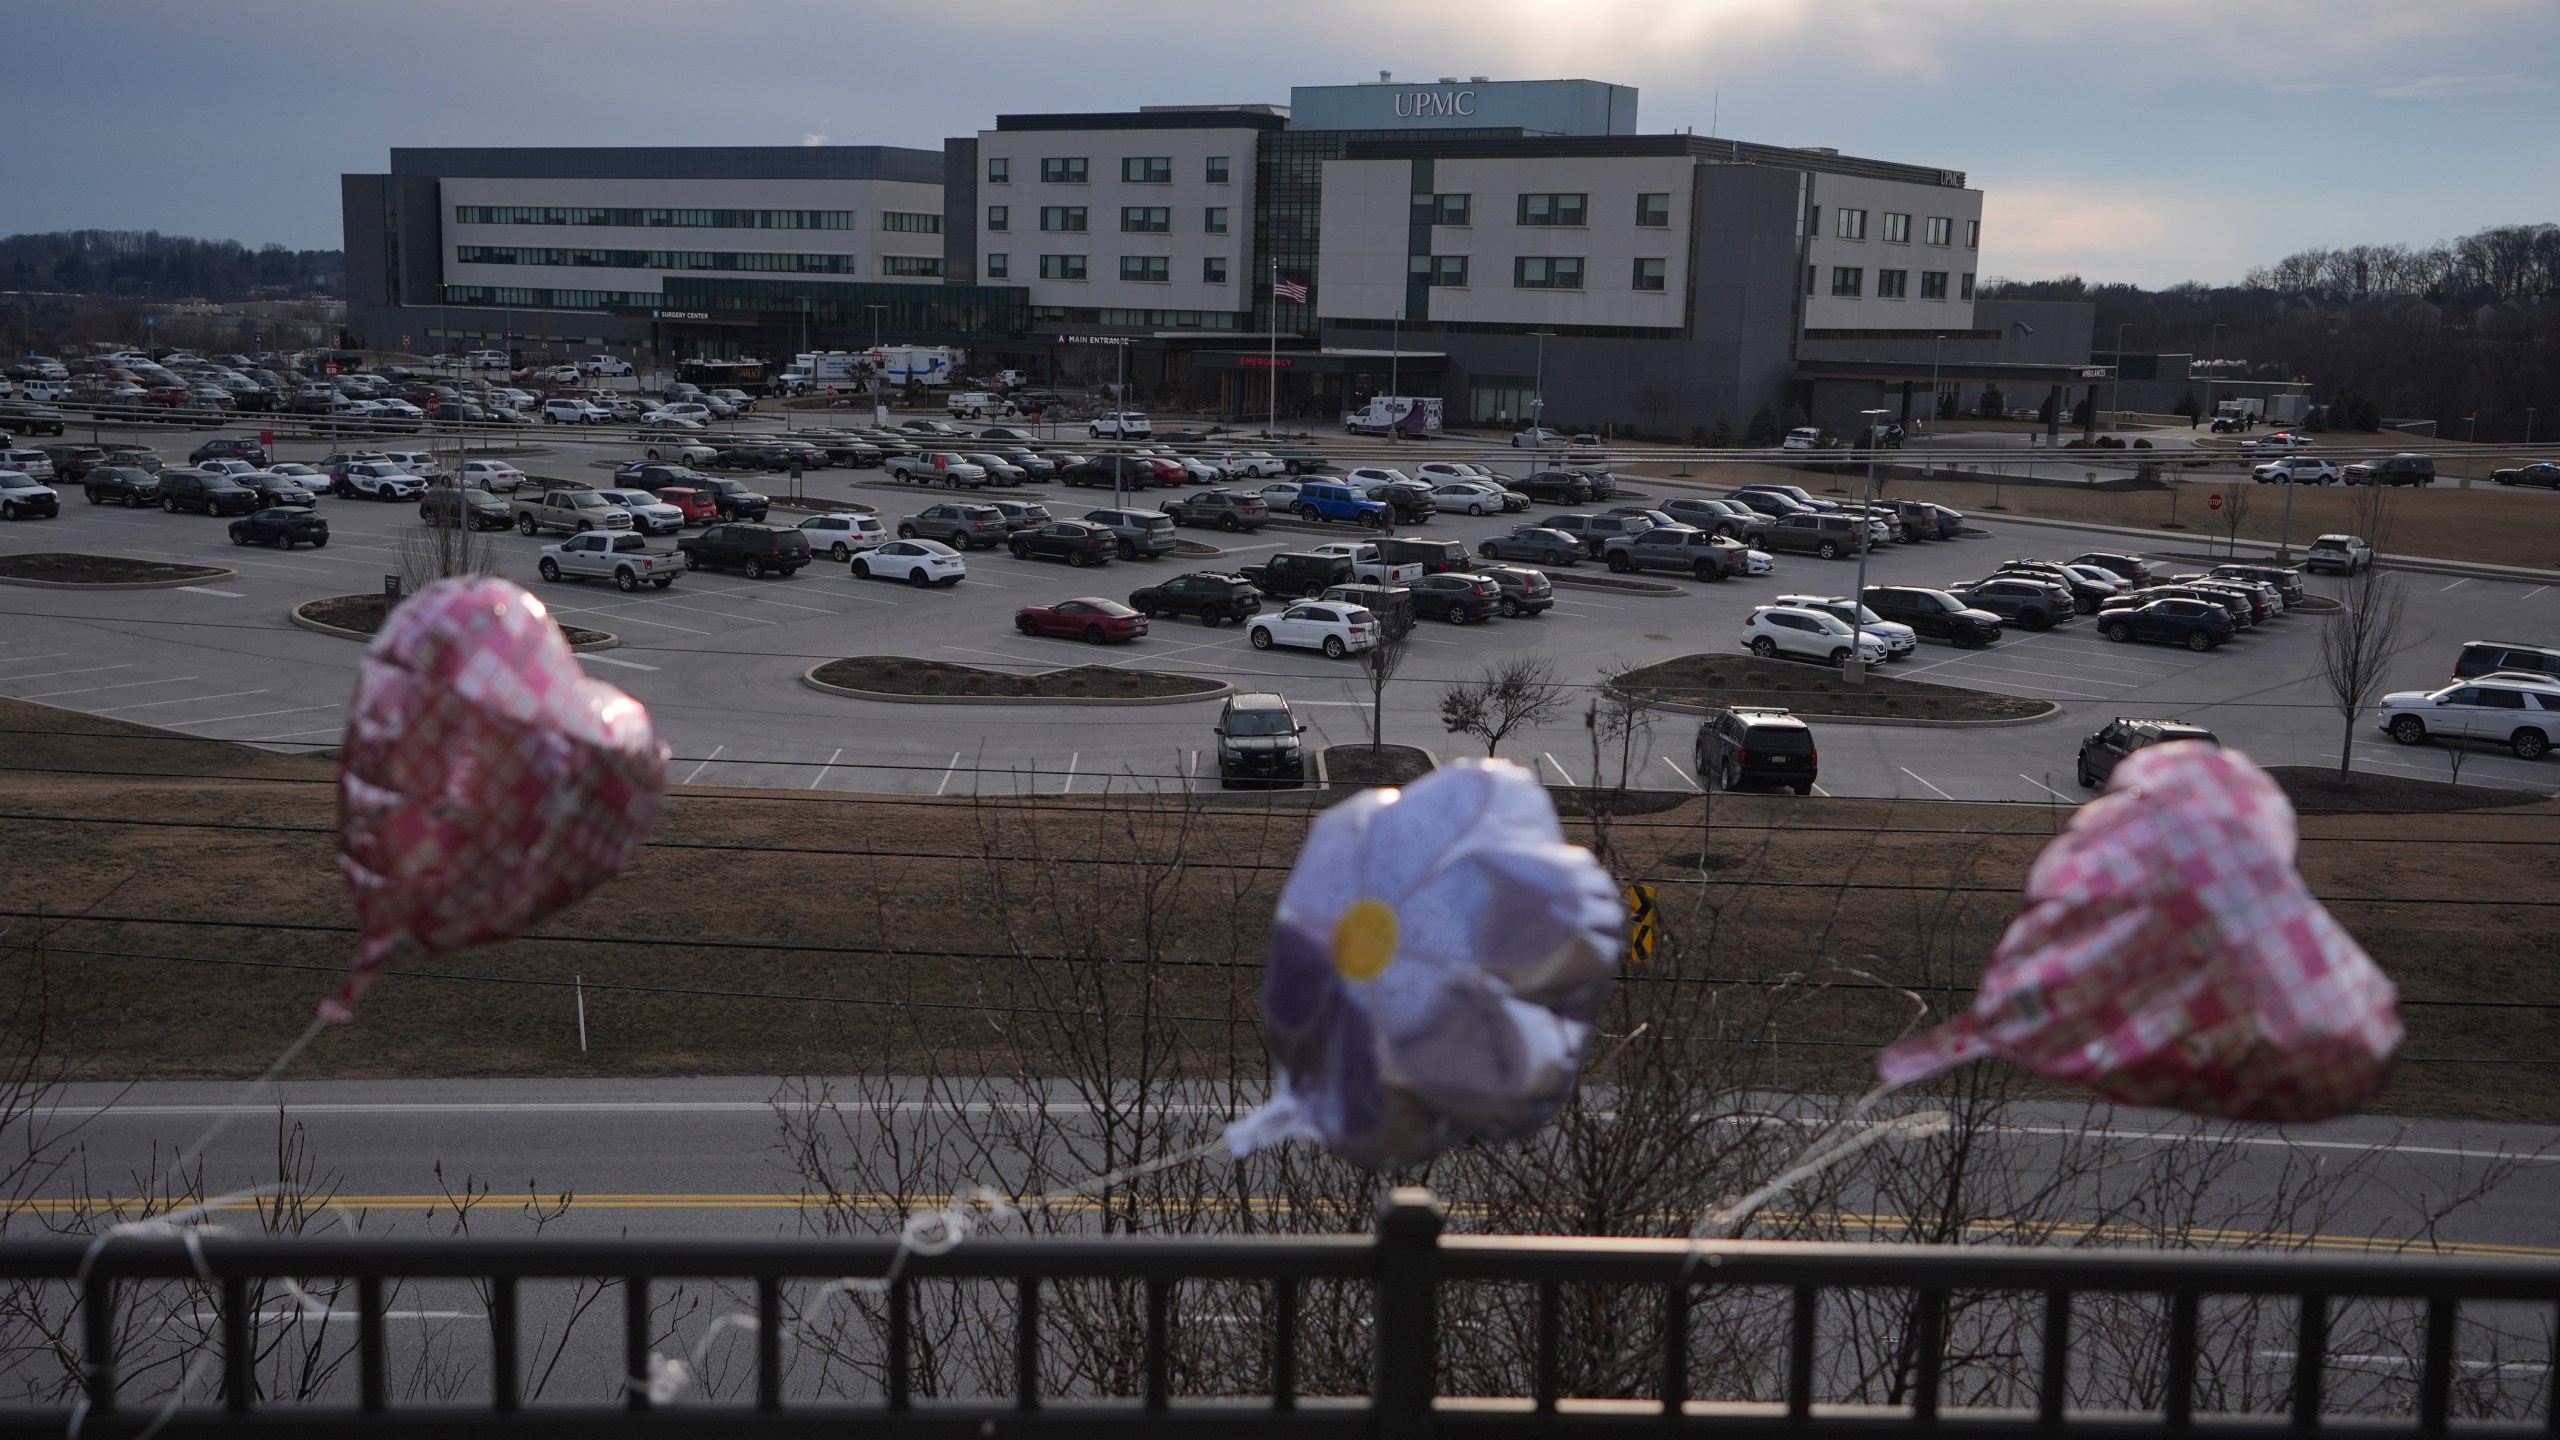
[1330,898,1399,981]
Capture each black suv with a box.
[2454,641,2560,681]
[40,445,107,480]
[1130,571,1263,626]
[900,502,1008,550]
[82,466,161,507]
[2068,551,2154,587]
[1949,577,2073,630]
[158,468,260,516]
[1380,537,1470,575]
[697,477,770,520]
[1748,513,1868,560]
[190,437,271,468]
[1242,551,1354,599]
[1478,565,1554,618]
[228,507,330,549]
[1214,692,1306,789]
[1361,480,1438,524]
[1862,586,2003,648]
[2077,718,2219,788]
[1694,707,1818,795]
[2100,597,2231,651]
[676,523,810,578]
[1409,572,1502,625]
[1507,470,1592,505]
[1009,520,1118,566]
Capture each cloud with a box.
[1980,180,2258,287]
[2371,71,2560,98]
[802,132,828,146]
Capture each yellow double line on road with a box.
[12,1195,2560,1262]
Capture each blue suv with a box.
[1288,481,1388,528]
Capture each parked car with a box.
[1082,506,1179,560]
[239,471,318,507]
[542,398,607,424]
[959,453,1028,486]
[1248,601,1377,659]
[2253,456,2341,485]
[1747,512,1869,560]
[81,466,161,507]
[694,477,770,521]
[1658,497,1754,537]
[1375,538,1468,576]
[1478,565,1555,618]
[2490,461,2560,489]
[539,532,683,591]
[334,460,422,501]
[1511,427,1562,448]
[1089,412,1154,439]
[0,471,60,520]
[1239,551,1356,600]
[419,484,511,531]
[1742,605,1887,666]
[2379,676,2560,759]
[0,449,58,481]
[1291,480,1389,527]
[1161,490,1270,531]
[1507,470,1592,505]
[852,538,967,586]
[1989,561,2114,615]
[1694,707,1818,795]
[677,523,811,579]
[2100,597,2232,651]
[642,441,719,467]
[226,506,327,548]
[2343,453,2435,487]
[1217,451,1289,479]
[2238,431,2314,454]
[1009,520,1119,567]
[797,513,889,559]
[986,499,1054,534]
[458,460,527,493]
[2067,551,2155,587]
[1304,542,1422,586]
[2453,641,2560,682]
[0,403,67,435]
[1724,489,1818,521]
[2210,563,2305,607]
[886,451,992,487]
[1476,525,1583,567]
[1353,478,1437,523]
[1428,480,1523,516]
[37,445,106,480]
[2303,534,2373,574]
[2077,719,2219,788]
[597,488,687,536]
[158,468,261,516]
[1540,512,1653,558]
[1017,596,1148,644]
[1214,692,1307,788]
[1605,525,1749,580]
[510,486,630,535]
[1771,594,1917,660]
[1403,571,1500,625]
[1129,570,1264,627]
[1948,576,2074,630]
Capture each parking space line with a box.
[2,664,134,686]
[2441,578,2470,592]
[549,606,715,636]
[1899,767,1954,800]
[935,752,962,796]
[2017,773,2077,802]
[809,748,843,791]
[0,653,70,667]
[1541,752,1577,787]
[576,653,659,671]
[245,725,347,741]
[679,745,725,785]
[1060,752,1079,794]
[18,675,192,700]
[1660,755,1701,792]
[94,688,265,714]
[174,585,244,598]
[169,703,338,727]
[2524,586,2548,601]
[1810,782,1831,797]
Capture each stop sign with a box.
[259,430,273,448]
[2207,492,2224,511]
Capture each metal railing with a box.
[5,1188,2558,1437]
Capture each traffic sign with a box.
[2207,493,2224,511]
[259,430,273,448]
[1624,883,1657,966]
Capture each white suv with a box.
[797,512,888,559]
[543,398,606,424]
[1089,411,1153,439]
[380,450,440,478]
[1773,594,1918,661]
[1742,605,1888,667]
[2378,676,2560,760]
[1248,602,1377,660]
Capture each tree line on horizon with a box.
[0,229,341,303]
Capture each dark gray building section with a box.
[942,138,978,287]
[386,146,943,181]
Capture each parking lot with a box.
[1,410,2552,804]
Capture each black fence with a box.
[5,1187,2557,1437]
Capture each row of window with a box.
[989,205,1233,235]
[451,206,862,230]
[454,246,944,278]
[1820,266,1975,300]
[1028,306,1243,330]
[991,254,1231,284]
[1409,256,1674,291]
[1403,193,1675,229]
[988,156,1233,185]
[1825,208,1979,249]
[441,286,663,310]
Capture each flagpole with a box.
[1267,259,1277,438]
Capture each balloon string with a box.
[166,1014,331,1189]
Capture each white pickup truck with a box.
[511,486,633,536]
[537,533,681,592]
[1305,541,1423,585]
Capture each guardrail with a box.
[6,1188,2555,1438]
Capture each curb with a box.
[801,662,1232,707]
[291,598,621,652]
[0,567,240,591]
[1542,569,1685,597]
[1617,689,2065,728]
[1315,744,1440,792]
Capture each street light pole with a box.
[1113,341,1127,506]
[1926,330,1942,454]
[1847,406,1889,686]
[1529,330,1555,436]
[865,304,888,426]
[2112,322,2130,429]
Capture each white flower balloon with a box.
[1224,758,1625,1169]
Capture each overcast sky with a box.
[8,0,2555,286]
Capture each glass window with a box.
[1122,156,1172,183]
[985,205,1008,232]
[1040,157,1088,184]
[1636,193,1671,227]
[986,157,1010,184]
[1203,256,1228,284]
[1205,156,1230,183]
[1805,264,1816,295]
[1965,219,1980,249]
[985,253,1009,279]
[881,212,941,234]
[1877,269,1907,299]
[1426,193,1472,225]
[1040,206,1088,233]
[1926,216,1952,246]
[1836,208,1868,240]
[1517,193,1589,226]
[1831,266,1863,296]
[880,256,945,277]
[1513,257,1585,289]
[1633,258,1667,291]
[1960,272,1976,300]
[1882,212,1911,243]
[1120,255,1170,283]
[1039,254,1088,281]
[1409,255,1468,286]
[1120,207,1171,233]
[1205,206,1229,234]
[1920,271,1948,300]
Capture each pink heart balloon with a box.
[331,576,667,1020]
[1878,742,2400,1122]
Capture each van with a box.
[947,391,1003,418]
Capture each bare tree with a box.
[1362,601,1416,753]
[2319,485,2406,782]
[1438,653,1569,757]
[396,472,500,596]
[2217,482,2252,556]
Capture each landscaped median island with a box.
[0,552,236,588]
[805,655,1231,705]
[291,594,618,650]
[1320,743,1435,789]
[1610,651,2057,724]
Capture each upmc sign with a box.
[1288,78,1639,136]
[1394,88,1475,118]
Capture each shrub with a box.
[923,667,944,682]
[1119,673,1140,688]
[2133,437,2153,449]
[1743,670,1771,684]
[883,661,904,676]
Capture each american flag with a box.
[1272,273,1308,304]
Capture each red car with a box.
[651,486,719,523]
[1016,596,1149,644]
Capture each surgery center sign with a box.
[1394,88,1476,119]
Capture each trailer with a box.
[869,346,958,387]
[1343,395,1443,438]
